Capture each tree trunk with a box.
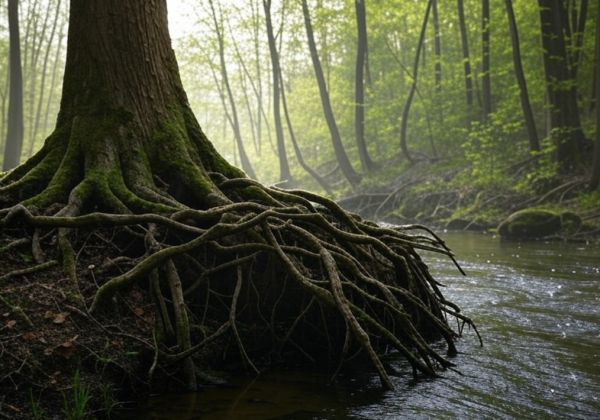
[354,0,375,172]
[590,0,600,191]
[263,0,291,183]
[538,0,586,169]
[279,66,332,193]
[208,0,257,180]
[1,0,243,210]
[399,0,433,164]
[301,0,361,187]
[457,0,473,107]
[0,0,477,403]
[505,0,539,152]
[481,0,492,120]
[432,0,442,94]
[2,0,24,171]
[28,0,63,158]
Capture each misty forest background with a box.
[2,0,600,226]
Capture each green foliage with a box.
[578,190,600,210]
[462,113,523,189]
[29,388,46,420]
[62,369,91,420]
[515,139,560,195]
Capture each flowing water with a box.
[120,232,600,420]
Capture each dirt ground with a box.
[0,224,160,419]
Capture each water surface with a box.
[120,232,600,420]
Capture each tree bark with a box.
[432,0,442,94]
[538,0,586,169]
[457,0,473,107]
[207,0,257,179]
[505,0,539,152]
[399,0,433,164]
[2,0,24,171]
[263,0,291,183]
[301,0,361,187]
[354,0,375,172]
[481,0,492,120]
[590,0,600,191]
[0,0,476,400]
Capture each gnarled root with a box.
[0,175,480,393]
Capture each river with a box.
[119,232,600,420]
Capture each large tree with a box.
[538,0,586,169]
[0,0,477,412]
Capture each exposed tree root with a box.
[1,174,480,399]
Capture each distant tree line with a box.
[175,0,600,193]
[2,0,600,192]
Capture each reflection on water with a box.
[119,232,600,420]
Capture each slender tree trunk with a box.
[567,0,588,82]
[432,0,442,94]
[2,0,24,171]
[354,0,375,172]
[42,3,67,142]
[280,71,332,194]
[208,0,256,179]
[505,0,539,152]
[399,0,433,164]
[1,64,9,150]
[481,0,492,120]
[301,0,361,187]
[25,0,52,158]
[590,0,600,191]
[457,0,473,107]
[29,0,62,158]
[263,0,291,183]
[252,0,264,156]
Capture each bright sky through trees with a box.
[166,0,194,39]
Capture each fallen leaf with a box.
[53,312,68,324]
[55,341,75,359]
[134,307,144,316]
[49,371,61,384]
[43,310,55,320]
[111,339,123,347]
[22,332,37,341]
[131,290,143,301]
[6,404,21,412]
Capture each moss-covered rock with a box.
[497,209,581,239]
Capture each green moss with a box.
[497,208,581,239]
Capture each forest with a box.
[2,0,600,236]
[0,0,599,419]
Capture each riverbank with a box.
[336,157,600,245]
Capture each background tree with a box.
[481,0,492,120]
[2,0,23,171]
[538,0,586,170]
[590,0,600,191]
[505,0,539,152]
[301,0,361,187]
[457,0,473,108]
[263,0,291,183]
[207,0,257,179]
[354,0,375,172]
[399,0,432,164]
